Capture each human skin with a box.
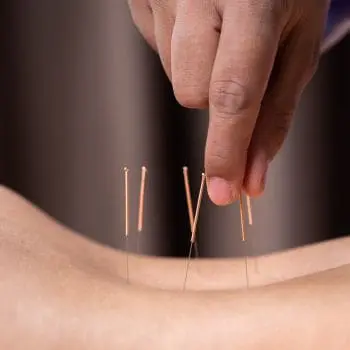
[0,185,350,349]
[128,0,330,205]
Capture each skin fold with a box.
[0,185,350,349]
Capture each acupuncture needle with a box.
[137,166,147,254]
[246,195,253,226]
[124,167,130,283]
[183,173,206,291]
[239,193,249,289]
[246,194,259,274]
[182,166,199,258]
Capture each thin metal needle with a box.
[239,193,246,242]
[246,195,253,226]
[124,167,130,283]
[137,166,147,254]
[245,194,259,274]
[239,193,249,289]
[183,243,193,291]
[183,173,206,291]
[182,166,199,258]
[244,254,249,289]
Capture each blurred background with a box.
[1,1,349,258]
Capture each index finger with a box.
[206,3,283,205]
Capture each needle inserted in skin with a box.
[239,193,249,289]
[183,173,206,291]
[137,166,147,254]
[182,167,199,258]
[124,167,130,283]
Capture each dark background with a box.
[1,1,350,258]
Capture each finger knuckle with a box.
[148,0,159,7]
[149,0,166,11]
[206,151,234,178]
[210,79,253,117]
[205,137,238,179]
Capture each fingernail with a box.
[207,177,234,206]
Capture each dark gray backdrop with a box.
[1,1,350,258]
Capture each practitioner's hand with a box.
[128,0,330,205]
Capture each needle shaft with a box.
[183,173,206,290]
[124,167,130,283]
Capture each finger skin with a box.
[244,2,330,197]
[171,0,220,108]
[152,2,175,79]
[206,2,283,205]
[128,0,157,51]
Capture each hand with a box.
[128,0,330,205]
